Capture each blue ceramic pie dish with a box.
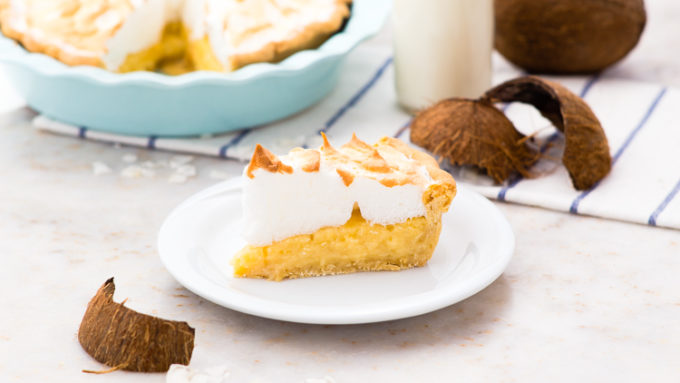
[0,0,389,137]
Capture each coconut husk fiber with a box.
[483,76,611,190]
[78,278,195,373]
[410,76,611,190]
[410,98,539,183]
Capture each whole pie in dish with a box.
[0,0,352,73]
[232,134,457,281]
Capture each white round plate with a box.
[158,178,515,324]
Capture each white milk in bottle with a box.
[393,0,494,112]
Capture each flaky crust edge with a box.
[227,0,352,71]
[0,5,105,68]
[377,136,457,213]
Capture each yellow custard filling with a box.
[118,22,189,73]
[186,36,225,72]
[232,208,444,282]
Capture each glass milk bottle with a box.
[393,0,494,112]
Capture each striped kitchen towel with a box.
[32,43,680,231]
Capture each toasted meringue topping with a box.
[5,0,134,56]
[246,144,293,178]
[247,133,433,188]
[297,149,321,172]
[335,168,354,187]
[241,134,455,246]
[2,0,173,69]
[187,0,351,70]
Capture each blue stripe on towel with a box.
[648,178,680,226]
[579,75,599,99]
[498,174,525,201]
[497,75,599,201]
[218,130,250,158]
[147,135,157,149]
[570,87,668,214]
[319,56,393,135]
[497,132,562,201]
[78,127,87,139]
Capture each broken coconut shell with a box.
[495,0,646,74]
[482,76,611,190]
[410,98,539,183]
[78,278,195,373]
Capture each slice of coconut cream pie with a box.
[232,134,456,281]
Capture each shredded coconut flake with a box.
[121,165,154,178]
[92,161,112,176]
[166,364,230,383]
[141,160,159,169]
[170,155,194,169]
[122,153,138,163]
[176,164,197,177]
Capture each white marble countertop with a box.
[2,2,680,382]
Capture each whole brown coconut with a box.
[495,0,646,74]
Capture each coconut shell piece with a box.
[410,98,539,183]
[495,0,646,73]
[482,76,612,190]
[78,278,195,373]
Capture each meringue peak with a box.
[320,132,338,154]
[246,144,293,178]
